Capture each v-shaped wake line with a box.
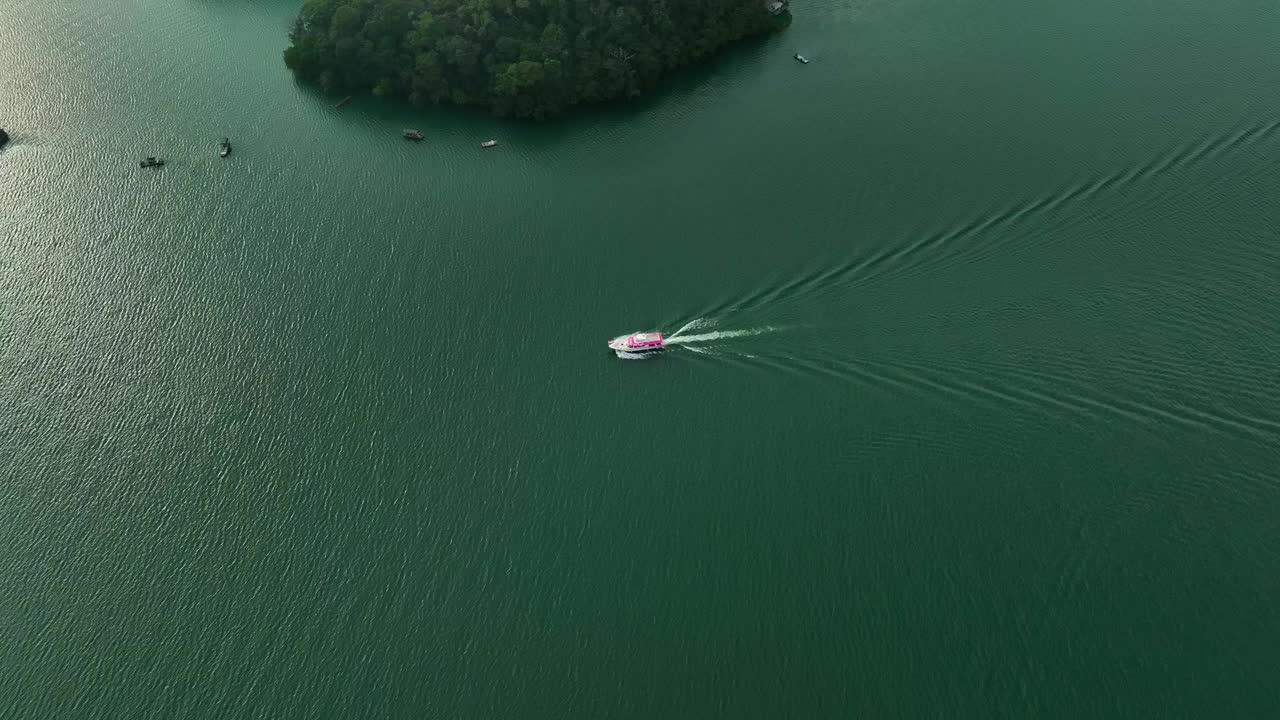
[665,327,777,344]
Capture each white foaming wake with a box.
[614,350,658,360]
[668,317,714,338]
[665,327,776,345]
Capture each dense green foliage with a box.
[284,0,788,118]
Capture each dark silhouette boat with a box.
[403,129,424,141]
[218,138,231,158]
[0,128,9,148]
[140,157,164,168]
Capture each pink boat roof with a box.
[627,332,663,347]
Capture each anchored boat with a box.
[608,331,665,354]
[794,53,809,64]
[480,139,498,148]
[140,157,164,168]
[218,138,231,158]
[403,129,424,141]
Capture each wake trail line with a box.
[668,317,715,338]
[696,117,1280,315]
[666,327,777,344]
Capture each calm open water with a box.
[3,0,1280,716]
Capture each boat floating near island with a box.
[403,129,424,141]
[608,331,665,354]
[480,139,498,148]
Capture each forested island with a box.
[284,0,790,119]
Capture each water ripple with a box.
[694,117,1280,317]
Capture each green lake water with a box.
[3,0,1280,716]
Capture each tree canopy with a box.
[284,0,789,119]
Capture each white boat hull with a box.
[608,334,665,353]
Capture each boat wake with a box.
[665,326,777,345]
[614,350,660,360]
[681,117,1280,318]
[680,345,717,355]
[668,317,716,338]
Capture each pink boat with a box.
[608,331,665,354]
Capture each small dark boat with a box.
[794,53,809,64]
[335,96,353,108]
[0,128,9,148]
[140,157,164,168]
[218,138,231,158]
[480,140,498,148]
[403,129,424,141]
